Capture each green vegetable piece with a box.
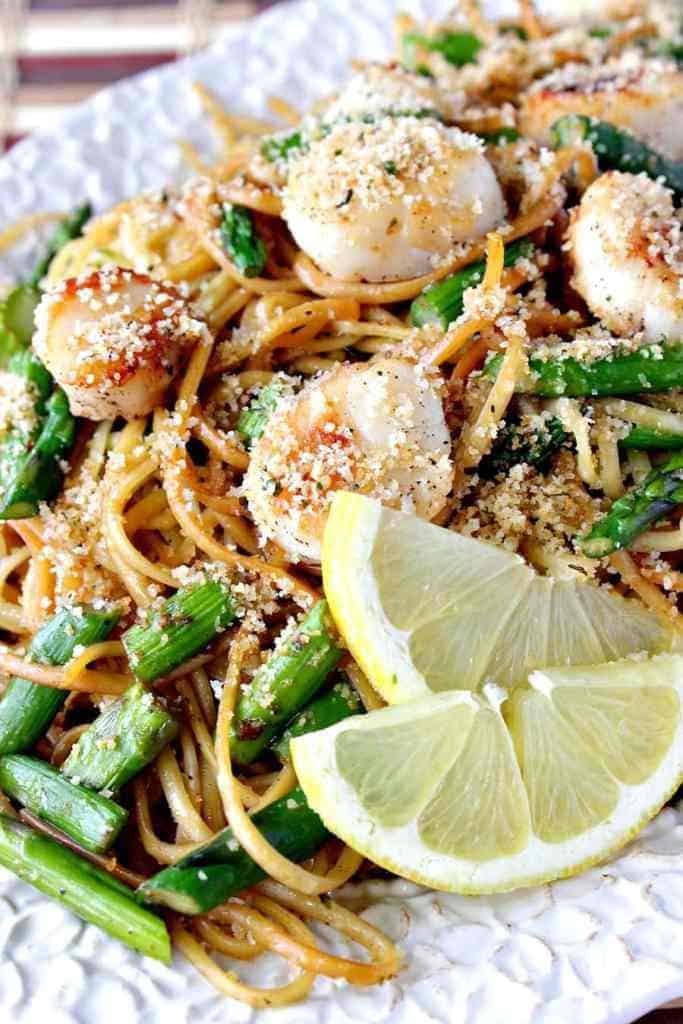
[237,379,284,446]
[0,606,120,756]
[29,202,92,287]
[6,348,53,403]
[0,349,75,520]
[479,127,520,145]
[4,284,40,346]
[410,238,534,329]
[500,24,528,40]
[230,600,343,766]
[0,814,170,961]
[220,204,268,278]
[486,341,683,398]
[0,387,76,519]
[402,30,483,69]
[273,675,362,762]
[550,115,683,198]
[652,38,683,62]
[619,426,683,451]
[581,450,683,557]
[63,683,178,793]
[0,755,128,854]
[123,580,235,683]
[261,131,306,163]
[478,415,569,478]
[137,786,329,914]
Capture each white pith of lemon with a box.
[321,493,676,704]
[292,657,683,893]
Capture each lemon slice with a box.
[322,493,676,704]
[292,656,683,893]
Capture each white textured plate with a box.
[1,2,683,1021]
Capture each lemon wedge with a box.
[321,492,676,703]
[292,656,683,893]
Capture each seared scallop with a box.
[282,117,505,282]
[243,358,453,563]
[567,170,683,341]
[322,61,458,124]
[34,266,208,420]
[519,56,683,160]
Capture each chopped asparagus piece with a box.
[230,600,343,766]
[0,814,170,961]
[479,415,569,478]
[479,127,520,145]
[0,755,128,854]
[261,131,306,163]
[654,39,683,62]
[402,30,482,69]
[4,284,40,346]
[237,379,284,446]
[485,342,683,398]
[137,786,328,914]
[550,115,683,199]
[63,683,178,793]
[0,607,120,756]
[0,386,76,519]
[619,427,683,451]
[123,580,235,683]
[273,675,362,762]
[29,202,92,286]
[581,450,683,557]
[410,238,534,329]
[0,349,75,519]
[219,204,267,278]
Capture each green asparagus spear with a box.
[654,39,683,62]
[402,30,483,69]
[619,426,683,451]
[478,415,569,478]
[0,310,23,367]
[550,115,683,198]
[237,378,284,447]
[3,284,41,346]
[0,606,120,756]
[62,683,178,793]
[0,814,170,961]
[230,600,343,766]
[137,786,328,914]
[485,341,683,398]
[5,347,53,402]
[410,238,534,329]
[0,755,128,854]
[581,450,683,557]
[220,204,267,278]
[0,205,89,514]
[29,202,92,287]
[479,127,520,145]
[0,348,75,519]
[273,675,362,762]
[0,387,77,519]
[123,580,235,683]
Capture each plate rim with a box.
[1,3,683,1022]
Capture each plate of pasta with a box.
[2,1,683,1022]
